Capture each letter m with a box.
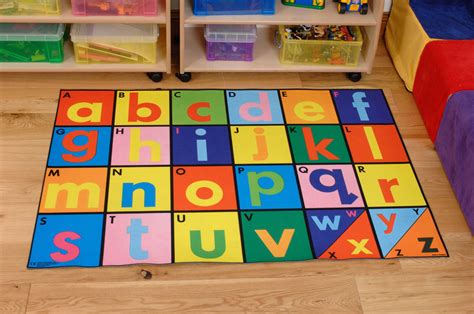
[45,182,100,209]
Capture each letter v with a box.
[255,229,295,258]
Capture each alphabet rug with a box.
[28,89,448,268]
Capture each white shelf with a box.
[0,0,166,24]
[0,34,168,72]
[179,0,384,76]
[184,0,377,26]
[183,26,368,73]
[1,0,171,74]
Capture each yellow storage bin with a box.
[0,0,60,15]
[70,24,158,64]
[277,25,363,66]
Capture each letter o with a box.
[185,180,223,207]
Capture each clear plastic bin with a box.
[281,0,324,10]
[194,0,275,15]
[0,23,65,63]
[0,0,60,15]
[71,0,157,16]
[205,24,257,61]
[277,25,363,66]
[70,23,158,64]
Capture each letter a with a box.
[67,102,102,123]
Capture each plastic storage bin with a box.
[277,25,363,66]
[0,23,65,63]
[194,0,275,15]
[281,0,324,10]
[205,25,257,61]
[70,24,158,64]
[71,0,157,16]
[0,0,60,15]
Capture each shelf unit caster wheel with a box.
[147,72,163,83]
[346,72,362,82]
[176,72,192,83]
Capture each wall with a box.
[172,0,392,11]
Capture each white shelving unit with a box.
[0,0,171,81]
[178,0,384,82]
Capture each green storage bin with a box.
[0,0,61,15]
[0,23,65,63]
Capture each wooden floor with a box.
[1,41,473,313]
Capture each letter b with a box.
[128,92,162,123]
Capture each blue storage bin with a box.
[193,0,275,15]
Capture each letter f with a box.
[352,92,370,121]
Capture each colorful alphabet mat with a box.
[28,89,448,268]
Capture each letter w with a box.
[312,215,341,231]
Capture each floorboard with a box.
[0,41,472,312]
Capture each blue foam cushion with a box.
[410,0,474,40]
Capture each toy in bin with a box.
[282,0,324,10]
[71,0,157,16]
[0,23,65,63]
[334,0,368,14]
[70,24,158,64]
[205,25,257,61]
[277,24,363,66]
[0,0,60,15]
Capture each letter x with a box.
[348,239,373,255]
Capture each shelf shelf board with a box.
[184,0,377,26]
[183,27,368,73]
[0,0,166,23]
[0,35,169,73]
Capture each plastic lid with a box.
[0,24,65,42]
[205,25,257,43]
[70,24,159,43]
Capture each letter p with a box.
[247,171,284,206]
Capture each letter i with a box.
[253,127,268,161]
[195,128,208,161]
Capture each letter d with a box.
[239,92,272,122]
